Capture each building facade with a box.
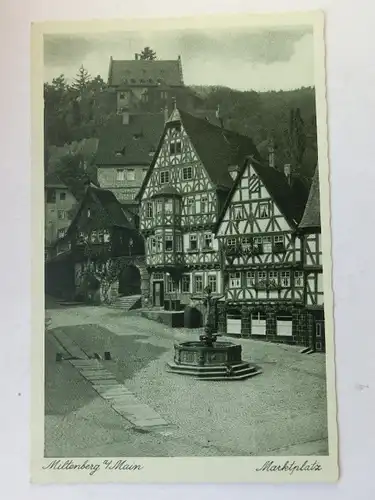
[215,158,309,346]
[107,54,202,114]
[299,167,325,352]
[137,107,260,308]
[96,111,166,205]
[46,181,148,305]
[45,172,77,253]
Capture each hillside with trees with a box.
[45,65,318,205]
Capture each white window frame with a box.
[207,274,217,293]
[182,166,193,180]
[165,234,173,252]
[232,204,243,219]
[156,200,163,214]
[187,198,195,215]
[253,236,263,252]
[257,271,267,287]
[203,232,213,250]
[259,202,270,218]
[182,274,190,293]
[165,199,173,214]
[263,236,272,253]
[160,170,170,184]
[116,169,125,181]
[126,169,135,181]
[146,202,153,218]
[294,271,303,288]
[227,237,236,248]
[194,274,203,294]
[59,192,66,201]
[189,234,198,251]
[229,272,241,289]
[57,209,66,220]
[274,235,285,251]
[200,195,208,213]
[268,270,279,287]
[280,271,291,288]
[246,271,256,287]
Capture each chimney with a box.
[268,138,275,168]
[228,165,240,180]
[122,110,130,125]
[284,164,292,184]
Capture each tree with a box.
[288,108,306,170]
[139,46,157,60]
[71,65,92,92]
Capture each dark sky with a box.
[44,26,314,91]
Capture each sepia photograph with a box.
[32,11,337,483]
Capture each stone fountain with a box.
[167,286,262,380]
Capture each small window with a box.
[160,171,170,184]
[200,196,208,213]
[176,235,182,252]
[146,202,153,218]
[182,275,190,293]
[253,237,263,253]
[274,235,285,252]
[165,234,173,252]
[187,198,195,215]
[170,141,182,155]
[227,237,236,248]
[259,202,269,218]
[183,166,193,180]
[150,237,156,252]
[268,271,279,287]
[232,204,243,220]
[57,210,65,220]
[165,199,173,214]
[208,275,217,293]
[59,192,66,201]
[246,271,255,287]
[229,272,241,289]
[58,228,66,239]
[258,271,267,287]
[203,232,213,250]
[280,271,290,287]
[294,271,303,287]
[242,237,252,250]
[126,169,135,181]
[194,275,203,294]
[117,169,125,181]
[189,234,198,251]
[263,236,272,253]
[155,235,162,251]
[156,200,163,214]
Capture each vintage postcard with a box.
[31,10,338,483]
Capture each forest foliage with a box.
[45,65,317,201]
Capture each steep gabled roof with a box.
[215,157,309,231]
[61,186,134,244]
[108,58,183,87]
[136,108,260,200]
[299,166,321,230]
[95,113,165,166]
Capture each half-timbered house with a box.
[215,159,309,345]
[137,106,260,308]
[299,167,325,352]
[46,180,148,306]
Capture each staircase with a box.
[110,294,142,311]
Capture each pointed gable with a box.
[299,166,321,230]
[216,157,309,233]
[137,108,260,200]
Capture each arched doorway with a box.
[118,265,141,296]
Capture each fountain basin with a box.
[167,341,262,380]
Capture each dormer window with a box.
[117,169,125,181]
